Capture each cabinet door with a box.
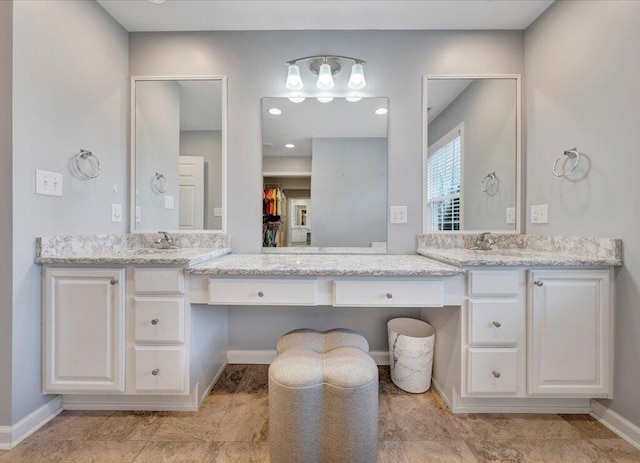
[43,268,125,393]
[529,269,612,397]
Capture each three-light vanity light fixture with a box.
[285,55,367,92]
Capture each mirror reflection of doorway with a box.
[288,197,311,247]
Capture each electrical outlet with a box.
[165,195,175,210]
[111,204,122,222]
[531,204,549,224]
[213,207,223,217]
[389,206,408,224]
[36,169,63,197]
[506,207,516,224]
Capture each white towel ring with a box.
[151,173,168,194]
[553,148,580,177]
[75,149,101,179]
[480,172,498,193]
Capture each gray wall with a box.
[180,130,223,230]
[525,1,640,427]
[428,79,517,230]
[135,80,180,230]
[0,0,13,428]
[262,155,311,174]
[311,137,387,247]
[129,30,525,254]
[12,0,128,423]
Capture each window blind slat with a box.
[427,131,462,231]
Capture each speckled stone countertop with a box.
[35,247,232,266]
[35,232,231,266]
[417,247,622,267]
[186,254,464,277]
[417,233,623,267]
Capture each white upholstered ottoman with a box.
[268,328,378,463]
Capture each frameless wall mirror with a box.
[262,97,388,252]
[423,75,521,232]
[131,76,227,232]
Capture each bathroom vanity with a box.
[35,232,622,415]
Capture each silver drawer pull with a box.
[257,291,264,298]
[534,280,543,287]
[110,279,118,285]
[386,292,393,299]
[492,321,502,328]
[151,318,159,325]
[152,368,160,376]
[492,370,501,378]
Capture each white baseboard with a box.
[590,400,640,451]
[198,362,227,408]
[228,349,390,365]
[63,385,201,412]
[0,396,63,450]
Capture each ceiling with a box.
[177,80,223,131]
[427,79,473,123]
[262,97,388,157]
[97,1,554,32]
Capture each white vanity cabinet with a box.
[528,269,612,397]
[43,268,126,394]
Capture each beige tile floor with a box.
[1,365,639,462]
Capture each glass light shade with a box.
[316,63,335,90]
[288,96,306,103]
[348,63,366,90]
[285,64,303,90]
[316,97,334,103]
[346,95,362,103]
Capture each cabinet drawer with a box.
[209,279,317,306]
[467,348,518,394]
[134,346,186,393]
[468,299,519,345]
[333,280,443,307]
[134,269,184,294]
[134,298,184,343]
[468,270,520,296]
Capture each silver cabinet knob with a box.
[257,291,264,298]
[110,279,118,285]
[386,293,393,299]
[534,280,543,287]
[492,321,502,328]
[151,318,159,325]
[152,369,160,376]
[492,370,501,378]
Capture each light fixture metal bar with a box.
[285,54,365,65]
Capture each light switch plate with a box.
[111,204,122,222]
[390,206,408,224]
[165,195,175,210]
[36,169,63,197]
[531,204,549,224]
[506,207,516,224]
[213,207,223,217]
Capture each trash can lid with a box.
[387,317,435,338]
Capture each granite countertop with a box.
[186,254,464,277]
[35,247,232,266]
[417,247,623,267]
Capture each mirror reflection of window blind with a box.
[427,127,462,231]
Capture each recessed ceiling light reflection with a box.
[268,108,282,115]
[285,144,295,149]
[346,96,362,103]
[288,96,306,103]
[374,107,388,115]
[316,97,333,103]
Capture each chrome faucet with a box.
[155,231,178,249]
[470,232,494,251]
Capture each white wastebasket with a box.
[387,318,435,393]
